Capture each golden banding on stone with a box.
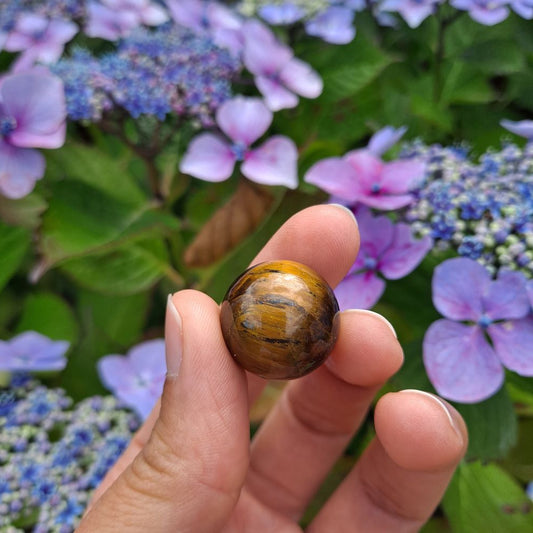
[220,260,340,379]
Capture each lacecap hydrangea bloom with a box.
[423,258,533,403]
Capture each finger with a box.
[79,291,250,533]
[308,390,468,533]
[245,310,404,520]
[85,399,161,514]
[245,203,360,404]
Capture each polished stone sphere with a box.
[220,260,340,379]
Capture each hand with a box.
[78,205,467,532]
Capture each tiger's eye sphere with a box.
[220,260,340,379]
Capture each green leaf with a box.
[461,39,525,75]
[60,239,172,295]
[440,62,493,104]
[0,193,47,229]
[454,386,518,461]
[15,292,78,344]
[443,461,533,533]
[0,223,30,292]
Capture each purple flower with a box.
[167,0,244,55]
[242,19,323,111]
[4,14,78,71]
[305,149,425,210]
[85,0,168,40]
[380,0,442,28]
[527,279,533,308]
[305,6,356,44]
[98,339,166,419]
[451,0,510,25]
[0,331,69,372]
[423,258,533,403]
[0,69,66,198]
[367,125,407,156]
[259,2,306,24]
[334,207,432,309]
[501,119,533,140]
[180,96,298,188]
[510,0,533,18]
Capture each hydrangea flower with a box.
[4,13,78,71]
[180,96,298,188]
[380,0,442,28]
[423,258,533,403]
[304,127,425,210]
[259,2,306,24]
[98,338,166,419]
[335,207,432,309]
[0,331,69,372]
[242,19,323,111]
[305,5,357,44]
[510,0,533,18]
[0,69,66,198]
[501,119,533,141]
[85,0,168,40]
[167,0,244,55]
[451,0,510,25]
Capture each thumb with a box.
[79,291,250,532]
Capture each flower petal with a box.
[334,271,386,310]
[255,75,299,111]
[367,126,407,156]
[179,133,235,182]
[129,339,166,378]
[380,159,426,193]
[423,320,504,403]
[304,157,358,202]
[116,387,158,420]
[488,317,533,376]
[216,96,272,145]
[357,192,415,210]
[279,57,323,99]
[380,223,432,280]
[483,270,530,321]
[356,208,396,260]
[344,149,383,189]
[98,355,135,391]
[500,119,533,140]
[432,257,489,321]
[0,142,45,199]
[259,3,306,24]
[241,135,298,189]
[305,7,356,44]
[527,280,533,308]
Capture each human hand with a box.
[78,205,467,532]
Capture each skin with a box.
[78,204,468,532]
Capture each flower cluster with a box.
[0,375,140,532]
[400,141,533,278]
[52,24,240,125]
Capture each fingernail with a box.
[343,309,397,338]
[400,389,461,436]
[165,294,183,377]
[329,203,358,231]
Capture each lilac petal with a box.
[344,149,383,190]
[357,209,396,259]
[357,192,415,210]
[527,280,533,308]
[241,135,298,189]
[85,1,139,40]
[423,320,504,403]
[166,0,203,30]
[139,3,169,25]
[259,3,306,24]
[2,72,66,149]
[279,57,323,99]
[305,7,356,45]
[0,142,45,199]
[208,2,243,30]
[216,96,272,145]
[4,14,47,50]
[179,133,235,182]
[380,224,432,279]
[432,257,489,321]
[255,75,299,111]
[367,126,407,156]
[483,270,530,321]
[469,5,510,25]
[380,159,426,193]
[242,19,293,75]
[511,0,533,19]
[117,387,158,420]
[401,4,436,28]
[6,331,69,371]
[500,119,533,140]
[489,318,533,376]
[128,339,166,378]
[304,157,358,202]
[98,355,135,391]
[334,271,386,310]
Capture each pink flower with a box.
[242,19,323,111]
[180,96,298,188]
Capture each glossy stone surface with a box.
[220,260,340,379]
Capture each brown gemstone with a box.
[220,260,340,379]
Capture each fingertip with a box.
[375,390,468,472]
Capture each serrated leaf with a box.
[15,292,78,344]
[454,386,518,461]
[60,239,172,295]
[443,461,533,532]
[0,223,30,292]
